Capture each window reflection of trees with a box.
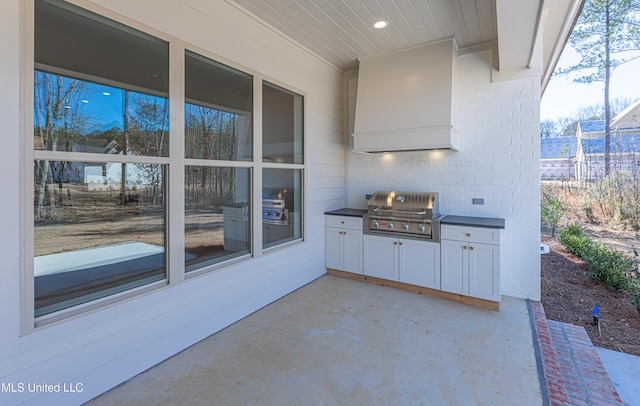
[185,104,241,161]
[33,70,169,221]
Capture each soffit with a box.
[226,0,498,71]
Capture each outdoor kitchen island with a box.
[325,209,505,310]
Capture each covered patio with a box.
[89,275,543,405]
[1,1,593,404]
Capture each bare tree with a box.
[540,119,561,137]
[33,71,86,220]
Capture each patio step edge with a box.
[547,319,623,405]
[529,300,571,406]
[529,300,624,406]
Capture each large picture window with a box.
[184,51,253,272]
[262,82,304,249]
[33,0,169,317]
[27,0,305,323]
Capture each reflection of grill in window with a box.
[262,188,291,226]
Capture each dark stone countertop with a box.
[324,208,367,217]
[440,215,505,229]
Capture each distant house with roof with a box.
[574,100,640,181]
[576,120,605,138]
[540,137,577,179]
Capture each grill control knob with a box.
[372,220,379,228]
[388,222,394,229]
[418,223,426,232]
[402,223,409,230]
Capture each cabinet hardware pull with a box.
[394,242,397,245]
[466,233,471,237]
[463,246,467,249]
[470,246,474,251]
[399,242,403,245]
[341,221,344,224]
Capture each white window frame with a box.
[20,0,307,333]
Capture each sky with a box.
[541,45,640,122]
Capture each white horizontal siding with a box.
[0,0,345,404]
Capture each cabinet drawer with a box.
[326,215,363,230]
[441,224,500,244]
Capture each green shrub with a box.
[560,233,591,257]
[560,223,585,238]
[541,192,566,238]
[558,223,637,292]
[585,242,636,292]
[559,224,590,257]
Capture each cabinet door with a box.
[469,243,500,301]
[325,227,343,270]
[398,239,440,289]
[342,230,363,274]
[440,239,468,295]
[223,217,248,252]
[363,235,397,280]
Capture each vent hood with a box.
[352,38,458,153]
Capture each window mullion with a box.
[168,42,185,284]
[253,77,263,257]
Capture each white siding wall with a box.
[347,51,541,300]
[0,0,344,404]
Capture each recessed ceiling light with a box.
[373,20,389,29]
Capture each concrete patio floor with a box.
[88,275,543,405]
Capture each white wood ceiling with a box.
[226,0,497,71]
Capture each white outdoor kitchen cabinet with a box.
[325,215,363,274]
[363,234,440,289]
[440,224,501,302]
[223,205,249,252]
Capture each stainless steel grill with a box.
[262,188,290,225]
[364,191,441,241]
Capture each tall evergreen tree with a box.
[557,0,640,175]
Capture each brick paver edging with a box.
[528,300,623,406]
[548,320,623,405]
[528,300,570,406]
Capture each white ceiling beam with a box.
[495,0,541,72]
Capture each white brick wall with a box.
[347,51,542,300]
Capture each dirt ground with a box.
[541,234,640,356]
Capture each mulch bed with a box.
[541,235,640,356]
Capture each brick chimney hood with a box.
[352,38,458,153]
